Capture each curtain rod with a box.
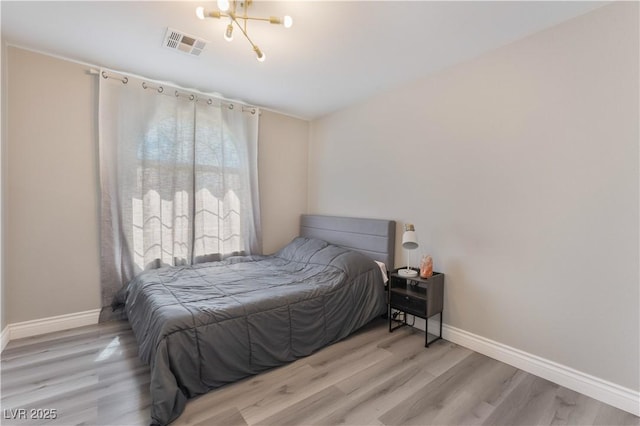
[93,69,258,115]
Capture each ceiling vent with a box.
[163,27,207,56]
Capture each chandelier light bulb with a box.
[195,6,205,20]
[217,0,230,12]
[224,23,234,41]
[283,15,293,28]
[254,46,265,62]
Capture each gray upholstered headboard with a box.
[300,214,396,271]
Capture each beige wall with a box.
[4,47,309,324]
[259,110,309,254]
[6,47,101,323]
[1,41,7,331]
[309,2,639,391]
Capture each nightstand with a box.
[388,269,444,347]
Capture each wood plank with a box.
[378,352,496,425]
[193,407,248,426]
[316,358,437,425]
[241,345,392,424]
[481,374,559,426]
[253,385,347,426]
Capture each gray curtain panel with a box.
[98,73,261,321]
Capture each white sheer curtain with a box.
[99,73,261,321]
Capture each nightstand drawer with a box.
[390,292,426,317]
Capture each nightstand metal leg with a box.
[388,309,410,334]
[425,317,429,347]
[425,312,444,348]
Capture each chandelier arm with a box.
[241,0,248,33]
[237,16,277,23]
[229,14,259,51]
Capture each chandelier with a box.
[196,0,293,62]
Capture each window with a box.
[130,101,245,270]
[99,74,260,317]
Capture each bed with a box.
[123,214,396,425]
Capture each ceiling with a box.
[1,1,605,120]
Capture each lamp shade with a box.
[399,223,419,277]
[402,230,418,250]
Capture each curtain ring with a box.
[175,90,179,97]
[228,104,234,110]
[142,82,148,89]
[207,99,213,105]
[251,108,256,115]
[101,71,127,84]
[189,94,195,101]
[158,86,164,93]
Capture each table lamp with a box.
[398,224,419,277]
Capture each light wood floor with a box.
[1,318,638,426]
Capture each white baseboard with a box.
[411,317,639,417]
[1,309,100,350]
[1,326,9,352]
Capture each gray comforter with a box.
[124,237,386,425]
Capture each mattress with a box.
[123,236,387,425]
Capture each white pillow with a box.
[374,260,389,284]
